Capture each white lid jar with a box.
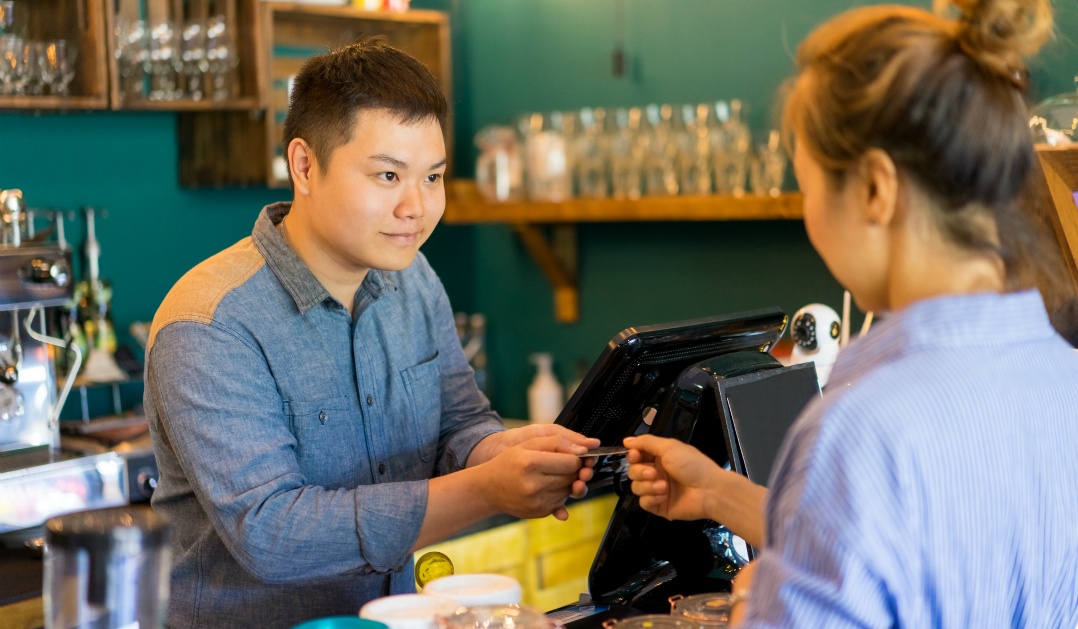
[359,594,459,629]
[422,574,522,608]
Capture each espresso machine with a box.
[0,189,138,542]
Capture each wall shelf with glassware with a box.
[444,179,803,324]
[108,0,262,111]
[0,0,110,110]
[177,2,450,187]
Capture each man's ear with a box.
[288,138,316,196]
[860,148,899,228]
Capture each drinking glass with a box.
[51,39,77,96]
[22,40,45,95]
[115,20,149,101]
[750,130,786,197]
[0,34,20,94]
[713,99,751,196]
[180,18,208,100]
[643,103,679,196]
[0,1,13,35]
[677,103,714,195]
[608,106,645,199]
[148,20,179,100]
[206,15,238,100]
[574,106,610,199]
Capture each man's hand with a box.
[474,430,599,520]
[471,424,599,505]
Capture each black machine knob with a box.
[23,257,70,287]
[136,468,159,499]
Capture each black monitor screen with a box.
[556,308,789,446]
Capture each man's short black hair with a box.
[283,37,448,174]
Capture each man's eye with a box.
[426,173,442,183]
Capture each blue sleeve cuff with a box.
[356,479,429,572]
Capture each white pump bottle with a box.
[527,353,563,424]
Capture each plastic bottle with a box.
[527,353,563,424]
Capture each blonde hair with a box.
[782,0,1057,292]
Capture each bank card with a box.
[578,446,629,458]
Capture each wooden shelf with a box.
[444,179,803,224]
[262,3,448,24]
[444,179,803,324]
[117,96,260,111]
[0,94,109,110]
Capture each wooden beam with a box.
[511,223,579,324]
[1035,145,1078,295]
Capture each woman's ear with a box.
[288,138,316,196]
[859,148,899,228]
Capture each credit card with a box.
[578,446,629,458]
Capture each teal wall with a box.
[1,1,1075,419]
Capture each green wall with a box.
[1,0,1075,419]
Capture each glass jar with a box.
[668,593,733,629]
[474,126,524,203]
[1030,74,1077,146]
[601,615,695,629]
[439,605,557,629]
[44,506,171,629]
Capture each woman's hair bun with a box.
[936,0,1053,86]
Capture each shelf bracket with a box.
[511,223,579,324]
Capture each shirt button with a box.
[318,411,327,424]
[378,463,386,475]
[366,395,374,406]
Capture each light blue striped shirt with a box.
[744,290,1078,628]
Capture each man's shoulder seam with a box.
[147,238,265,352]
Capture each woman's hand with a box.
[624,434,769,548]
[624,434,724,522]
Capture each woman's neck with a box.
[886,223,1006,312]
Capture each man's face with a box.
[301,108,447,277]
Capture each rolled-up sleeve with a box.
[148,319,426,583]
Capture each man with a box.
[145,40,597,629]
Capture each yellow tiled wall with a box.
[415,493,619,611]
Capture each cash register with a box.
[549,308,821,626]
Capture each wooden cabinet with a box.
[0,0,110,110]
[178,3,450,188]
[108,0,262,111]
[414,492,618,611]
[0,1,450,189]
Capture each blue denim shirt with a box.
[145,202,504,629]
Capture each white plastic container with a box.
[421,574,523,608]
[527,353,563,424]
[358,594,459,629]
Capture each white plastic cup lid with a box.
[422,574,523,607]
[359,594,459,629]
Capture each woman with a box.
[626,1,1078,626]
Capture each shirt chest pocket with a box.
[401,353,442,463]
[286,395,361,488]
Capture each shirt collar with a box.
[827,289,1055,388]
[252,202,395,315]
